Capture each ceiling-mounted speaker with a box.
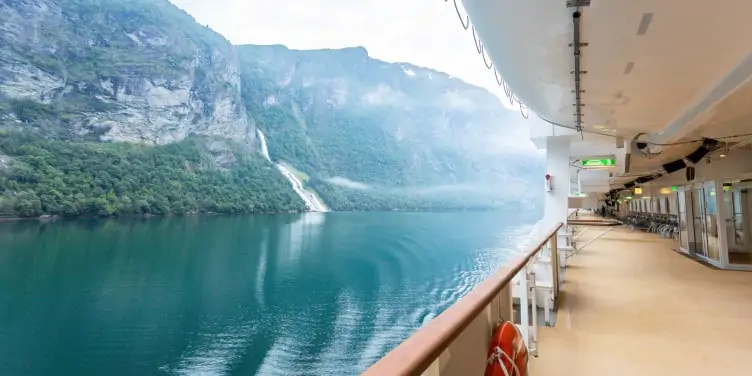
[662,159,687,174]
[686,166,696,181]
[686,148,709,164]
[702,138,719,149]
[686,138,719,164]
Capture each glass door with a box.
[725,186,752,266]
[678,190,689,251]
[703,184,720,262]
[690,188,708,257]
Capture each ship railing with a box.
[567,208,578,219]
[361,222,564,376]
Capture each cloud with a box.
[442,90,476,111]
[326,177,371,190]
[170,0,520,104]
[361,84,406,106]
[169,0,532,139]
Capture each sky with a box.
[168,0,534,148]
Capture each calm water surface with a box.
[0,211,536,376]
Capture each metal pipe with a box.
[572,11,583,133]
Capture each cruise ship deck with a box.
[364,1,752,374]
[531,226,752,376]
[364,220,752,376]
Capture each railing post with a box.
[518,269,529,345]
[528,270,538,356]
[498,283,513,323]
[550,233,560,304]
[422,349,451,376]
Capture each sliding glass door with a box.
[689,188,708,257]
[678,190,689,251]
[685,182,721,264]
[724,182,752,266]
[703,184,721,262]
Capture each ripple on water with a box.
[167,321,258,376]
[170,225,527,376]
[0,212,536,376]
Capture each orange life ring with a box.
[485,321,528,376]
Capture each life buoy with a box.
[485,321,528,376]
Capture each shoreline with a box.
[0,206,520,223]
[0,210,308,223]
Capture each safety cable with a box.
[445,0,529,119]
[453,0,470,30]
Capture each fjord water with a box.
[0,211,536,376]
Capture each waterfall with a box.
[256,129,271,162]
[257,129,329,212]
[276,165,329,212]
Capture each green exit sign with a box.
[581,158,615,167]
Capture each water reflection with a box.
[278,212,326,266]
[0,211,537,376]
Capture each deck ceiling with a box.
[581,0,752,139]
[463,0,752,187]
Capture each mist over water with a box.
[0,211,537,375]
[325,178,532,201]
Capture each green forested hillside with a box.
[0,0,542,218]
[0,132,305,217]
[237,45,543,210]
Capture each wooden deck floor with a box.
[530,227,752,376]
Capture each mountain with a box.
[0,0,252,145]
[237,45,541,210]
[0,0,542,218]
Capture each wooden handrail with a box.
[568,219,621,226]
[361,222,564,376]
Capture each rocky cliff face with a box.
[237,44,540,187]
[0,0,542,212]
[0,0,253,146]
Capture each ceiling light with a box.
[720,142,729,157]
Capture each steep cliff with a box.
[0,0,254,146]
[0,0,542,217]
[237,45,542,210]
